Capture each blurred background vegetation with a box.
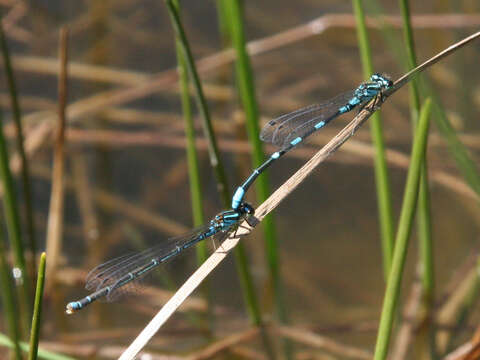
[0,0,479,359]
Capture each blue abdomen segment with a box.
[232,187,245,210]
[290,137,302,146]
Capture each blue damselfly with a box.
[66,202,254,313]
[231,73,392,209]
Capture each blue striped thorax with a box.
[212,202,254,229]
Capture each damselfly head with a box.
[239,202,254,215]
[370,73,392,89]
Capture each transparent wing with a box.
[85,223,215,301]
[260,90,356,148]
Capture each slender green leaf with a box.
[0,108,32,327]
[28,253,46,360]
[170,0,210,330]
[0,240,21,360]
[222,1,286,358]
[164,3,270,356]
[352,0,395,279]
[164,0,230,204]
[0,22,37,278]
[170,0,206,265]
[0,333,76,360]
[374,98,432,360]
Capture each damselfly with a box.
[231,73,392,210]
[66,202,254,313]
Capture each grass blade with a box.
[0,333,75,360]
[0,80,31,328]
[164,2,273,356]
[397,2,435,356]
[373,98,432,360]
[222,1,287,358]
[45,28,68,289]
[0,21,37,277]
[170,0,211,329]
[170,0,206,264]
[166,0,270,353]
[28,252,46,360]
[164,0,230,204]
[0,239,21,360]
[352,0,395,279]
[398,0,434,303]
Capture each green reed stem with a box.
[170,0,206,264]
[398,0,421,115]
[170,0,211,331]
[399,0,434,312]
[215,0,230,46]
[165,3,272,357]
[0,240,21,360]
[223,1,288,358]
[373,98,432,360]
[0,22,37,277]
[397,5,435,356]
[352,0,394,279]
[0,333,75,360]
[165,0,229,204]
[0,109,32,326]
[28,253,46,360]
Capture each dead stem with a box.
[45,27,68,287]
[272,325,372,359]
[185,327,260,360]
[390,269,424,360]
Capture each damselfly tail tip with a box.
[65,302,78,315]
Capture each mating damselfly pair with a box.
[66,73,392,314]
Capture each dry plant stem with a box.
[230,346,267,360]
[436,263,480,354]
[1,2,26,30]
[10,56,233,100]
[45,28,68,286]
[71,153,99,249]
[273,325,372,359]
[390,272,424,360]
[437,253,478,308]
[1,4,31,43]
[443,325,480,360]
[185,327,259,360]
